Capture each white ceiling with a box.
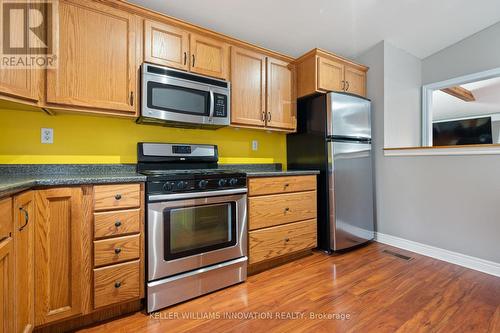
[128,0,500,59]
[433,77,500,121]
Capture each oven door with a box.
[147,189,247,281]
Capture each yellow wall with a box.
[0,109,287,165]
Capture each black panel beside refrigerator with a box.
[287,92,375,252]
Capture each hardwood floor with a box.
[78,242,500,333]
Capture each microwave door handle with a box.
[209,90,215,119]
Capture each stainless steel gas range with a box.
[137,143,247,312]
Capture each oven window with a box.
[147,82,209,116]
[164,202,237,260]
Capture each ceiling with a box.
[433,77,500,121]
[128,0,500,59]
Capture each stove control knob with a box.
[229,178,238,186]
[218,179,227,187]
[163,182,174,192]
[176,181,187,190]
[198,180,209,188]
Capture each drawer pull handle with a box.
[284,238,290,242]
[114,281,122,289]
[114,220,122,227]
[115,194,122,200]
[114,248,122,254]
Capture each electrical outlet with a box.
[41,128,54,144]
[252,140,258,151]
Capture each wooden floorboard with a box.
[77,242,500,333]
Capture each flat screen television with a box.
[433,117,492,146]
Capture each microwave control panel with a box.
[213,93,227,117]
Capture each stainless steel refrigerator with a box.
[287,92,374,251]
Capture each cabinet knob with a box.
[284,238,290,242]
[284,183,289,187]
[115,194,122,200]
[284,207,290,212]
[114,281,122,288]
[114,248,122,254]
[114,220,122,227]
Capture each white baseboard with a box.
[375,232,500,277]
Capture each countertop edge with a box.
[245,170,321,177]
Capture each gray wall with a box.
[357,22,500,263]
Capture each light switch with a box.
[252,140,258,151]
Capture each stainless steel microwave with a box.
[138,64,230,128]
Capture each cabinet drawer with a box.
[249,191,316,230]
[94,208,140,238]
[249,219,317,265]
[94,260,140,308]
[94,234,140,267]
[94,184,140,211]
[0,197,12,240]
[248,175,316,196]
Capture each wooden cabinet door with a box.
[0,238,14,333]
[266,57,296,130]
[47,0,137,113]
[144,20,189,70]
[189,33,229,80]
[0,1,41,103]
[0,68,40,102]
[317,57,345,92]
[230,47,266,127]
[0,198,12,241]
[34,187,84,325]
[344,66,366,97]
[14,191,35,333]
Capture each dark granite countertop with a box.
[0,164,146,198]
[0,163,320,198]
[221,163,320,177]
[244,170,320,177]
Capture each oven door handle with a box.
[209,90,215,119]
[148,188,247,202]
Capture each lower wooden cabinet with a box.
[34,187,84,325]
[249,219,317,265]
[1,182,144,330]
[94,260,141,308]
[13,191,35,333]
[0,238,15,333]
[247,175,317,273]
[91,184,144,310]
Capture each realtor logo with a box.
[0,0,58,68]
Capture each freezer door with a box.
[328,141,374,251]
[327,92,371,139]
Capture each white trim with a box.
[375,232,500,277]
[421,67,500,147]
[384,145,500,156]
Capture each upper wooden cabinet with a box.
[344,66,367,97]
[14,191,35,333]
[144,20,229,80]
[34,187,84,325]
[317,57,345,93]
[230,47,267,127]
[0,68,41,103]
[296,48,368,98]
[144,20,189,71]
[230,48,296,131]
[46,0,138,115]
[266,57,296,130]
[189,34,230,80]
